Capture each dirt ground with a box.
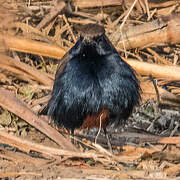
[0,130,135,180]
[0,103,180,180]
[0,131,108,180]
[0,0,180,179]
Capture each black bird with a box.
[40,24,141,151]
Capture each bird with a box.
[39,23,141,151]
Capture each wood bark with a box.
[0,35,66,59]
[36,1,66,30]
[110,14,180,49]
[0,54,53,86]
[125,58,180,81]
[1,34,180,82]
[0,88,77,152]
[71,0,178,9]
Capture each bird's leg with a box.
[103,128,113,153]
[71,128,75,144]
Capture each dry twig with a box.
[0,88,77,151]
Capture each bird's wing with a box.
[55,52,72,78]
[38,53,72,115]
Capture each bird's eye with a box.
[97,36,103,44]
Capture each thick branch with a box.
[125,58,180,81]
[71,0,122,8]
[1,35,66,59]
[71,0,177,9]
[0,54,53,86]
[36,1,66,30]
[0,88,77,152]
[1,35,180,81]
[141,81,180,106]
[110,15,180,49]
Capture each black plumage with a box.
[40,24,140,147]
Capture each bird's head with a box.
[70,24,116,58]
[79,23,105,44]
